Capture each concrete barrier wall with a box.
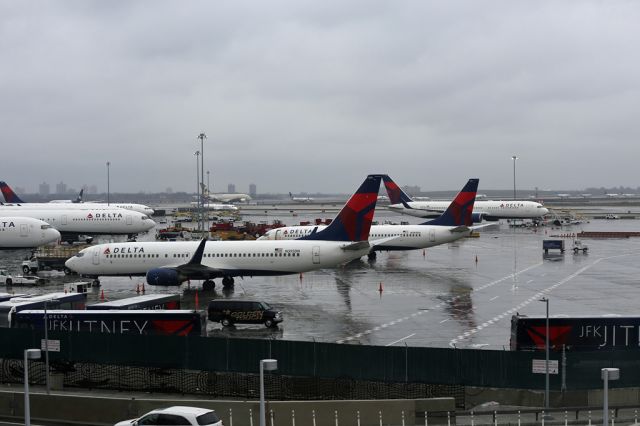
[0,390,456,426]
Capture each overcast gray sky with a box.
[2,1,640,194]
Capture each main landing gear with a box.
[367,251,377,260]
[222,276,235,289]
[203,280,215,291]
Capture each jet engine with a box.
[146,268,183,286]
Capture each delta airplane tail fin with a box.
[73,189,84,203]
[382,175,414,204]
[300,174,382,242]
[421,179,479,226]
[0,182,24,203]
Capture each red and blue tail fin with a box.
[0,182,24,203]
[382,175,414,204]
[300,174,382,242]
[422,179,479,226]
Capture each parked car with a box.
[208,299,283,328]
[114,406,222,426]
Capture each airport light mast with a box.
[198,133,207,234]
[195,151,200,231]
[106,161,110,206]
[512,155,518,200]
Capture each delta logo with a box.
[103,248,111,255]
[87,213,94,219]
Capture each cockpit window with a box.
[75,253,85,258]
[40,224,53,229]
[142,215,150,220]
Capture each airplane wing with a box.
[146,239,227,284]
[401,200,444,213]
[368,235,401,248]
[470,223,499,231]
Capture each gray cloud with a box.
[2,1,640,194]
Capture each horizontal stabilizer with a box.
[341,241,372,251]
[449,225,471,233]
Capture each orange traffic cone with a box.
[135,284,140,294]
[299,273,303,280]
[141,283,145,293]
[378,282,383,293]
[100,289,105,301]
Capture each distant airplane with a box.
[261,178,484,257]
[0,217,61,248]
[382,176,549,221]
[50,188,84,204]
[289,192,314,203]
[190,201,238,211]
[0,182,154,215]
[557,193,571,198]
[199,183,251,203]
[66,175,384,290]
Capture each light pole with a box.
[194,151,200,230]
[206,170,210,231]
[539,296,550,412]
[602,368,620,426]
[198,133,207,233]
[512,155,518,200]
[24,348,41,426]
[259,359,278,426]
[43,298,58,394]
[106,161,110,206]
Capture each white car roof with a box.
[155,406,214,416]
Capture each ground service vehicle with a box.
[0,269,46,286]
[14,310,205,336]
[0,292,87,327]
[543,240,565,253]
[511,314,640,351]
[572,240,589,253]
[87,294,181,310]
[208,300,282,328]
[114,405,222,426]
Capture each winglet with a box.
[421,179,479,226]
[0,182,24,203]
[187,238,208,265]
[300,174,382,242]
[382,175,414,204]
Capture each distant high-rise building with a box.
[165,187,173,194]
[56,181,67,195]
[39,182,50,196]
[249,184,257,197]
[15,187,26,195]
[228,183,236,193]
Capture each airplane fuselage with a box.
[260,223,470,251]
[388,200,549,220]
[65,240,370,278]
[0,206,155,236]
[0,217,61,248]
[6,202,154,215]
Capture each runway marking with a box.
[448,253,640,348]
[489,296,499,301]
[526,279,534,284]
[385,333,416,346]
[439,319,449,323]
[336,262,543,344]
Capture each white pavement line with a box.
[385,333,416,347]
[335,262,543,344]
[448,254,640,348]
[489,296,500,301]
[439,319,449,323]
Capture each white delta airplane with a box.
[0,217,61,248]
[66,175,384,290]
[383,176,549,221]
[0,182,154,216]
[0,205,155,243]
[262,178,480,258]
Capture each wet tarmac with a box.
[2,212,640,350]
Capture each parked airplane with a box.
[190,201,239,211]
[383,176,548,221]
[49,188,84,203]
[0,182,154,215]
[289,192,314,203]
[261,178,480,257]
[65,175,383,290]
[0,206,155,243]
[0,217,61,248]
